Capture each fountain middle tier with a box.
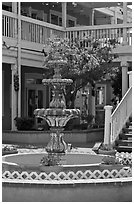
[34,108,80,127]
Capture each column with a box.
[11,64,17,131]
[62,2,67,28]
[122,2,128,45]
[104,106,113,145]
[18,2,21,117]
[12,2,18,38]
[88,9,94,26]
[111,8,117,24]
[12,2,17,13]
[121,60,128,97]
[128,71,132,88]
[92,9,95,25]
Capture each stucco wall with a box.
[2,180,132,202]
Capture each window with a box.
[68,20,75,27]
[96,85,106,106]
[51,14,58,25]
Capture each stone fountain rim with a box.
[2,152,104,167]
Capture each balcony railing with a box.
[2,11,18,38]
[2,10,132,46]
[2,10,65,44]
[21,15,65,44]
[66,24,132,46]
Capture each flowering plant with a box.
[42,37,118,108]
[100,143,115,151]
[2,145,18,155]
[40,153,62,166]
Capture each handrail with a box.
[110,87,132,143]
[2,10,132,46]
[2,10,65,31]
[66,23,132,31]
[2,10,18,19]
[21,15,65,32]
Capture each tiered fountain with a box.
[2,38,132,202]
[34,39,80,165]
[34,50,79,155]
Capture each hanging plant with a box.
[14,73,19,91]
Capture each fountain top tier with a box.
[42,52,73,86]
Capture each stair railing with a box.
[110,86,132,144]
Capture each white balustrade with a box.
[66,24,132,47]
[2,10,132,46]
[2,11,18,38]
[21,15,65,43]
[110,87,132,143]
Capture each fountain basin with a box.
[2,151,132,202]
[2,152,105,173]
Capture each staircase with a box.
[114,116,132,153]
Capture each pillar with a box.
[122,2,128,45]
[128,71,132,88]
[111,8,117,24]
[18,2,21,117]
[88,9,94,26]
[11,64,17,130]
[12,2,17,38]
[104,106,113,145]
[12,2,17,13]
[91,97,95,118]
[62,2,67,28]
[121,60,128,97]
[92,9,95,25]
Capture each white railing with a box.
[2,10,132,46]
[2,11,18,38]
[110,87,132,143]
[21,15,65,44]
[2,10,65,43]
[66,24,132,47]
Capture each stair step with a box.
[119,134,132,140]
[116,145,132,153]
[118,139,132,144]
[125,133,132,137]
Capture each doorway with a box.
[26,87,45,117]
[25,73,47,118]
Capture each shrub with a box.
[36,119,50,131]
[64,117,80,130]
[14,117,34,130]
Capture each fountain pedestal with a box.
[46,128,66,153]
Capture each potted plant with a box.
[98,143,117,156]
[2,145,18,156]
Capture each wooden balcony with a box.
[66,24,132,47]
[2,10,132,50]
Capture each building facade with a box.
[2,2,132,130]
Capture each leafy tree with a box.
[110,66,122,101]
[42,37,118,108]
